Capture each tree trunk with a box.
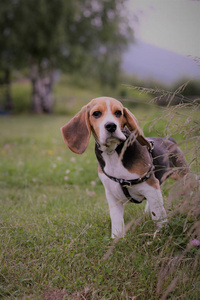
[30,64,54,113]
[4,68,14,112]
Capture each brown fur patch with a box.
[146,174,160,190]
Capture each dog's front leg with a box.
[143,181,167,228]
[105,190,125,238]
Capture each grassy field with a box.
[0,85,200,299]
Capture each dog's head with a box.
[61,97,152,154]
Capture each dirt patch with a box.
[43,288,68,300]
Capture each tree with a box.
[0,0,132,113]
[64,0,133,87]
[15,0,66,113]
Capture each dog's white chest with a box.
[102,152,139,181]
[99,152,145,202]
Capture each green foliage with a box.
[18,0,65,63]
[0,0,133,113]
[0,0,22,70]
[0,100,199,298]
[0,0,132,84]
[62,0,133,85]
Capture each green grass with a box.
[0,101,200,299]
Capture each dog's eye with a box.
[115,110,122,118]
[92,111,102,119]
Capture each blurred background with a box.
[0,0,199,115]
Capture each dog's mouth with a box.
[104,135,126,148]
[94,126,127,151]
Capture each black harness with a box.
[97,141,154,204]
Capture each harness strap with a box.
[96,140,155,204]
[120,185,144,204]
[101,164,154,186]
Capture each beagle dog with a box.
[61,97,189,238]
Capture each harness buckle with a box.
[121,180,133,187]
[148,140,154,153]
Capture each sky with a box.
[128,0,200,57]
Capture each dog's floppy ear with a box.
[123,107,152,149]
[61,106,91,154]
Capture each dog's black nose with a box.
[105,122,117,133]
